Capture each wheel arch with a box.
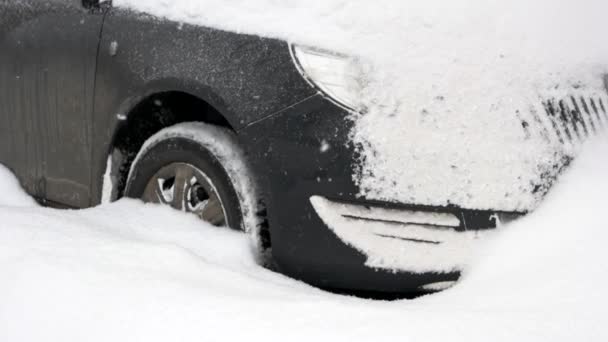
[100,80,240,203]
[112,78,242,130]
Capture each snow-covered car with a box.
[1,0,607,294]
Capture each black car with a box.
[2,0,606,294]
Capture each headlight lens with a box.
[290,45,367,112]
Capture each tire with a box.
[125,122,262,234]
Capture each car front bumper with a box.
[239,94,523,293]
[309,196,522,274]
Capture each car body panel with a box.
[90,7,315,204]
[0,0,104,207]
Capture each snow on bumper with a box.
[309,196,504,273]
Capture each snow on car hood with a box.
[116,0,608,211]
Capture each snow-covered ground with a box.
[0,137,606,341]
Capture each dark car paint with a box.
[90,8,315,205]
[0,0,104,206]
[1,0,501,293]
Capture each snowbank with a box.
[0,165,36,207]
[114,0,608,211]
[0,137,606,341]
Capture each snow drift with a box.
[0,138,606,341]
[115,0,608,211]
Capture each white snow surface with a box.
[101,155,113,204]
[115,0,608,211]
[0,137,607,341]
[0,165,35,207]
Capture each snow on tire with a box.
[125,122,265,252]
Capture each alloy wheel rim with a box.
[141,162,228,226]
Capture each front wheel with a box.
[125,122,261,232]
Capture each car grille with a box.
[514,86,608,199]
[524,93,608,148]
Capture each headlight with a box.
[290,44,367,112]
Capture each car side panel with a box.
[90,7,314,204]
[0,0,104,206]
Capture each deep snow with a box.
[0,137,607,341]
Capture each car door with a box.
[0,0,106,207]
